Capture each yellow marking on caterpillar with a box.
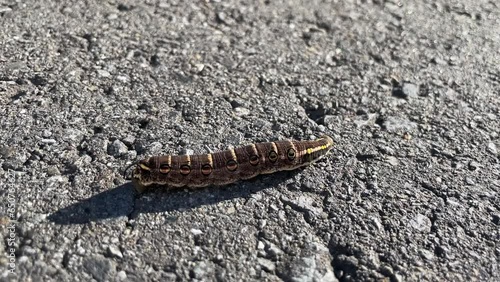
[306,144,329,155]
[139,163,151,171]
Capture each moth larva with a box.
[130,135,334,193]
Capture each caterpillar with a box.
[130,135,334,193]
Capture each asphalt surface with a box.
[1,0,499,281]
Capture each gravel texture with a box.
[1,0,499,281]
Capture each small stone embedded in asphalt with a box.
[193,63,205,73]
[321,115,337,126]
[41,138,57,145]
[432,57,447,65]
[191,228,203,235]
[97,69,111,77]
[266,242,284,258]
[487,142,497,155]
[147,141,163,155]
[83,255,116,281]
[42,129,52,138]
[492,214,500,225]
[0,6,13,13]
[64,128,83,143]
[402,82,419,98]
[107,139,128,157]
[0,145,15,158]
[409,213,431,232]
[465,176,475,185]
[191,261,210,279]
[370,216,383,232]
[393,82,419,99]
[116,271,127,281]
[420,249,435,261]
[2,160,23,171]
[46,166,61,176]
[257,241,265,250]
[385,156,399,166]
[435,245,449,258]
[122,135,136,147]
[107,13,118,20]
[469,161,481,171]
[354,113,378,128]
[107,245,123,259]
[382,116,418,133]
[233,107,250,116]
[257,257,276,272]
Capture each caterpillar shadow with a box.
[47,170,302,225]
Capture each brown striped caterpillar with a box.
[131,135,334,193]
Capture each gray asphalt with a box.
[0,0,499,281]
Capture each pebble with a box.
[370,216,383,232]
[41,138,57,144]
[492,214,500,225]
[354,113,378,128]
[83,255,116,281]
[0,6,13,13]
[385,156,399,166]
[116,75,128,82]
[321,115,337,126]
[393,82,419,99]
[0,145,15,158]
[147,142,163,155]
[487,142,497,155]
[287,251,335,282]
[46,175,68,186]
[468,160,481,171]
[107,245,123,259]
[18,256,29,263]
[409,213,431,232]
[420,249,434,261]
[380,264,394,276]
[191,261,210,278]
[382,116,418,133]
[435,245,449,258]
[107,140,128,157]
[23,246,37,255]
[257,241,265,250]
[122,135,135,146]
[107,13,118,20]
[282,195,322,215]
[46,166,61,176]
[465,177,475,185]
[226,206,236,214]
[233,107,250,116]
[257,257,276,272]
[258,219,267,229]
[402,82,419,97]
[42,129,52,138]
[194,63,205,73]
[432,57,447,65]
[191,229,203,236]
[266,243,284,258]
[64,128,83,143]
[116,270,127,281]
[97,70,111,77]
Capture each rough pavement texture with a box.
[1,0,499,281]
